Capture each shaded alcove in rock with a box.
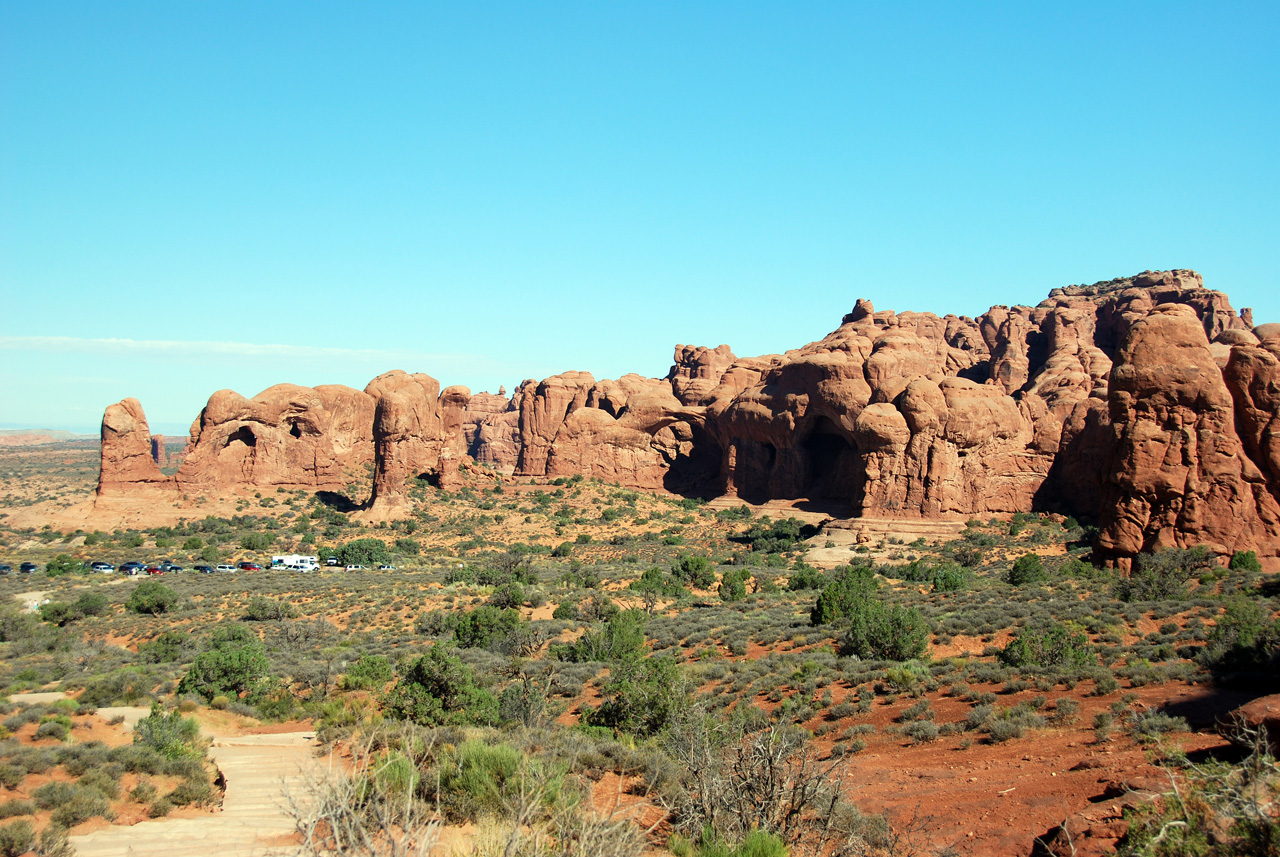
[801,416,859,501]
[224,426,257,449]
[661,421,723,499]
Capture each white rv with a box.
[271,554,320,571]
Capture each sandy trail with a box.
[70,724,320,857]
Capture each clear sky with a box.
[2,2,1277,435]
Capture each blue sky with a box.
[2,2,1277,435]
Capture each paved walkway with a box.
[70,730,320,857]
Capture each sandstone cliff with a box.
[98,270,1280,560]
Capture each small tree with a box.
[842,600,929,661]
[133,703,202,759]
[810,564,877,625]
[127,581,178,615]
[453,606,520,649]
[384,647,498,727]
[718,570,750,603]
[178,625,269,699]
[44,554,82,577]
[337,538,391,566]
[672,555,716,589]
[1006,553,1046,585]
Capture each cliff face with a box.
[98,270,1280,560]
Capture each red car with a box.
[238,561,262,571]
[145,566,164,575]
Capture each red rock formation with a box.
[95,269,1280,560]
[97,399,166,494]
[1094,304,1280,560]
[150,434,166,468]
[176,383,376,491]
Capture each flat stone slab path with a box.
[70,730,319,857]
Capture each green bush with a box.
[126,581,178,615]
[244,595,297,621]
[998,623,1094,670]
[44,554,82,577]
[841,600,929,661]
[453,606,520,649]
[585,654,684,737]
[1114,546,1214,601]
[177,627,269,700]
[394,537,421,555]
[240,532,275,551]
[0,820,34,857]
[337,538,391,566]
[810,564,877,625]
[1198,597,1280,672]
[384,647,498,727]
[558,609,646,662]
[672,555,716,589]
[718,570,750,603]
[787,564,827,590]
[1229,550,1263,573]
[434,740,530,822]
[133,703,202,759]
[1006,553,1046,585]
[342,654,394,691]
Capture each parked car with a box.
[0,564,10,575]
[121,561,145,575]
[377,564,397,570]
[90,561,114,572]
[238,561,262,571]
[345,564,365,571]
[215,564,237,573]
[326,557,339,566]
[145,566,164,575]
[19,562,37,574]
[194,565,215,574]
[166,565,185,573]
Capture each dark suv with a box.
[19,562,37,574]
[0,564,10,575]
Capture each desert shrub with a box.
[433,740,530,822]
[342,654,394,691]
[33,721,68,741]
[487,582,525,610]
[394,537,421,555]
[810,564,877,626]
[1114,546,1214,601]
[337,538,391,566]
[585,654,684,737]
[126,581,178,615]
[551,542,573,558]
[558,609,646,663]
[737,517,818,553]
[1228,550,1263,573]
[672,555,716,589]
[998,623,1095,670]
[0,820,34,857]
[1006,553,1046,585]
[718,570,750,603]
[841,601,929,662]
[44,554,81,577]
[34,781,112,826]
[244,595,297,621]
[138,630,193,664]
[787,565,827,591]
[177,627,269,700]
[165,777,213,806]
[629,567,688,599]
[240,532,275,551]
[133,703,202,759]
[551,601,578,621]
[902,720,939,744]
[453,606,520,649]
[0,801,33,820]
[1199,597,1280,672]
[384,646,498,727]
